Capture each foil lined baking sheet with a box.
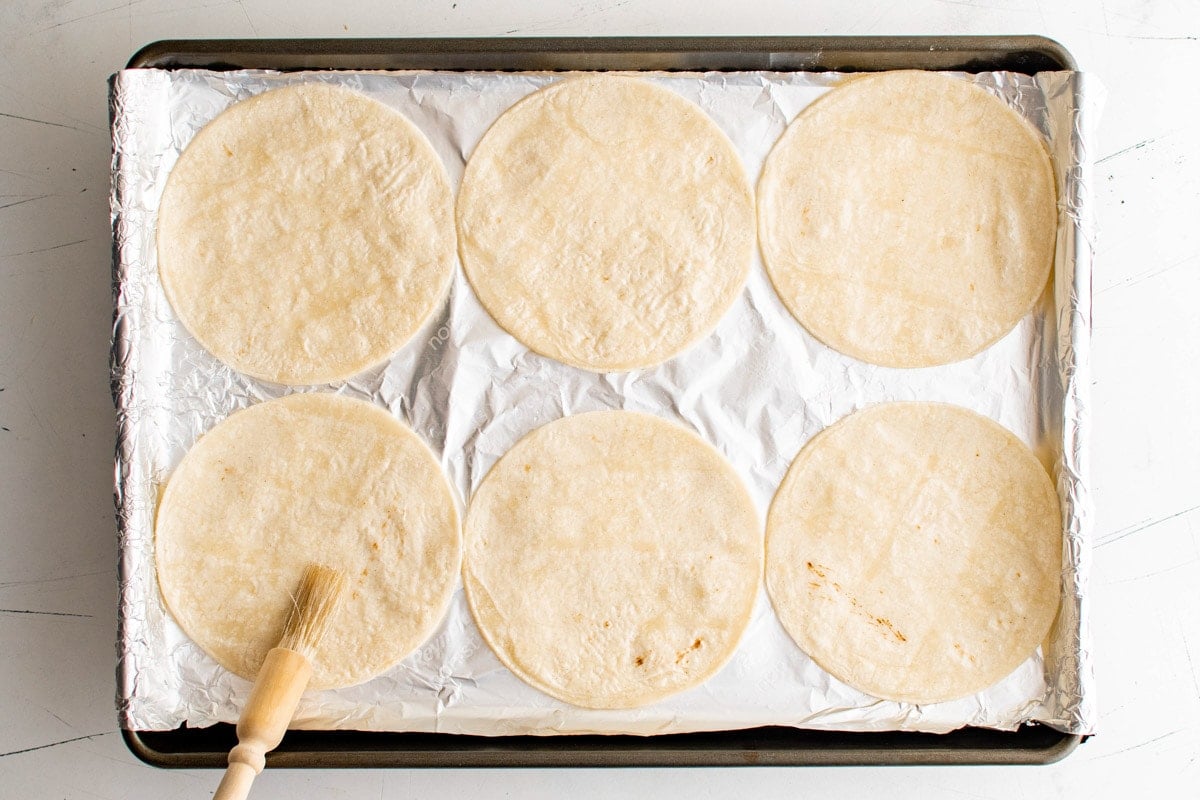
[109,68,1100,736]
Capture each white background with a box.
[0,1,1196,797]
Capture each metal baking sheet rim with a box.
[111,35,1091,768]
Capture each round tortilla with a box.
[766,402,1062,704]
[757,71,1057,368]
[457,75,755,372]
[463,411,761,708]
[157,83,455,385]
[155,393,460,689]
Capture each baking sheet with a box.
[109,67,1099,737]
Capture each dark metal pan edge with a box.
[123,724,1083,769]
[124,35,1076,73]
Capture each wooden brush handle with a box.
[213,647,313,800]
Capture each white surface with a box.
[0,0,1195,797]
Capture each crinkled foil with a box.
[109,68,1100,736]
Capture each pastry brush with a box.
[213,563,347,800]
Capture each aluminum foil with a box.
[109,68,1100,736]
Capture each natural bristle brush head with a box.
[278,563,348,659]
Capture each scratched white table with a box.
[1,1,1196,797]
